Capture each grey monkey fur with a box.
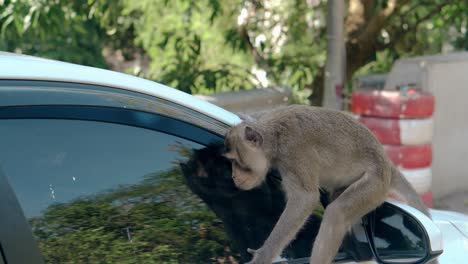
[225,105,430,264]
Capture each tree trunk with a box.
[308,0,406,106]
[307,68,325,106]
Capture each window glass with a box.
[0,118,332,263]
[373,205,426,262]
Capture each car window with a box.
[372,205,427,262]
[0,118,347,263]
[0,119,221,263]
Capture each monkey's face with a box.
[223,124,269,190]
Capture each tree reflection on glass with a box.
[28,143,324,263]
[29,165,233,263]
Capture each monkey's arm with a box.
[247,186,319,263]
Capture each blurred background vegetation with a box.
[1,0,468,105]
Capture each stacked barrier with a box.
[351,87,435,207]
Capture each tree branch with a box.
[356,0,410,44]
[345,0,416,80]
[237,25,263,65]
[236,3,271,74]
[379,0,454,51]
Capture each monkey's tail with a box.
[390,166,431,218]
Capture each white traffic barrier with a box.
[358,117,434,145]
[400,167,432,194]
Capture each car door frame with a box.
[0,167,45,264]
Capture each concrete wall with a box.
[426,62,468,197]
[385,53,468,198]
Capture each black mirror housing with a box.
[364,201,443,264]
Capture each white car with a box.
[0,52,466,264]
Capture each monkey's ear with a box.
[244,126,263,147]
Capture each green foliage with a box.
[1,0,99,66]
[123,0,256,94]
[29,167,232,263]
[289,85,313,105]
[354,50,397,77]
[356,0,468,78]
[2,0,468,99]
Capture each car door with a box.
[0,80,436,264]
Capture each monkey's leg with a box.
[310,171,389,264]
[247,189,319,264]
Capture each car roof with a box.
[0,52,241,126]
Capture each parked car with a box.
[0,52,466,264]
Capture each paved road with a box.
[434,190,468,215]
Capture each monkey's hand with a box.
[245,248,273,264]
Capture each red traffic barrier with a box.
[384,144,432,169]
[352,88,435,119]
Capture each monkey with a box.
[223,105,430,264]
[180,144,332,262]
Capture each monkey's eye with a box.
[223,145,231,154]
[228,158,238,166]
[223,140,231,153]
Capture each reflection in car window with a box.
[373,206,426,262]
[0,119,329,263]
[0,248,4,264]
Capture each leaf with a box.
[208,0,221,23]
[1,15,15,35]
[13,14,23,34]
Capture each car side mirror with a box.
[364,201,443,264]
